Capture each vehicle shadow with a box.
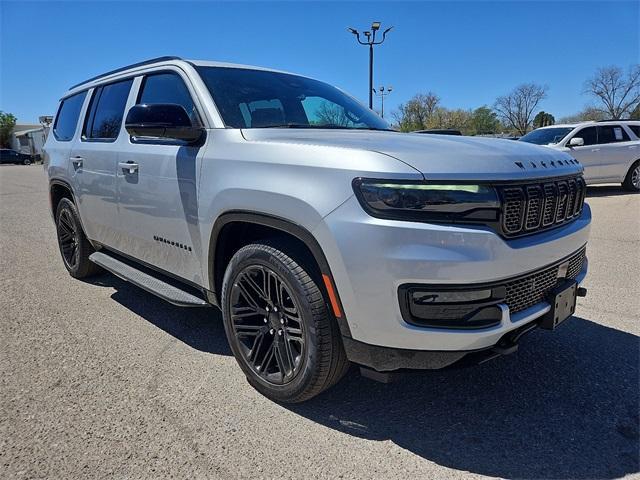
[586,185,637,198]
[80,273,639,478]
[286,317,639,479]
[85,273,231,356]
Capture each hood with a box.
[241,129,583,181]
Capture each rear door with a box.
[596,124,636,181]
[566,126,600,181]
[69,78,134,245]
[115,70,205,283]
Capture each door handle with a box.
[70,156,83,169]
[118,161,139,174]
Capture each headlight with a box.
[352,178,500,223]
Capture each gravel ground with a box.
[1,164,638,480]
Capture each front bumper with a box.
[314,195,591,353]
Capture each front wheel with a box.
[221,243,349,403]
[622,160,640,192]
[23,158,32,165]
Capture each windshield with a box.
[519,127,573,145]
[195,66,390,130]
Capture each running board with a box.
[89,252,209,307]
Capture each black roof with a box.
[68,56,182,90]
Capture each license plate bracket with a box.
[540,279,577,330]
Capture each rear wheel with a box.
[622,160,640,192]
[23,157,31,166]
[55,198,102,278]
[221,242,349,403]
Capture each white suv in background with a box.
[520,121,640,191]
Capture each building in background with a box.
[10,124,46,158]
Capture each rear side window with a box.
[574,126,597,146]
[597,125,630,144]
[83,79,133,141]
[53,92,87,141]
[629,125,640,137]
[137,72,199,124]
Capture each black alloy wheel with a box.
[230,265,305,385]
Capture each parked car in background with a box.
[45,56,590,402]
[519,121,640,191]
[0,148,34,165]
[413,129,462,136]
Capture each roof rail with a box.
[68,56,183,90]
[596,118,631,122]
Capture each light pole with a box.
[348,22,393,110]
[372,85,393,118]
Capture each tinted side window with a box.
[597,125,630,144]
[84,79,133,140]
[574,126,597,146]
[53,92,87,141]
[629,125,640,137]
[138,73,199,124]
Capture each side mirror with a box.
[568,137,584,147]
[125,104,203,143]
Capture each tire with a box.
[55,198,102,278]
[23,158,31,166]
[622,160,640,192]
[221,242,349,403]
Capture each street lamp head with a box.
[379,86,385,92]
[371,21,381,31]
[347,27,359,35]
[364,31,371,38]
[388,86,393,92]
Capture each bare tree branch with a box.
[494,83,548,135]
[584,65,640,119]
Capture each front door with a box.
[566,126,602,181]
[115,71,206,284]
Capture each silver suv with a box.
[45,57,591,402]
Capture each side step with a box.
[89,252,209,307]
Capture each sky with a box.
[1,0,638,124]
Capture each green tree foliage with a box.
[533,111,555,128]
[0,111,17,148]
[393,92,440,131]
[470,106,500,135]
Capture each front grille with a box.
[505,247,586,314]
[497,175,586,238]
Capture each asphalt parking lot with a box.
[1,164,638,479]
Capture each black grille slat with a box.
[502,188,525,234]
[525,186,543,230]
[542,183,558,226]
[505,248,586,314]
[499,175,585,238]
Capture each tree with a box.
[494,83,548,135]
[533,111,555,128]
[0,111,17,148]
[584,65,640,119]
[393,92,440,131]
[630,103,640,120]
[559,106,607,123]
[469,106,499,135]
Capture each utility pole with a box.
[372,85,393,118]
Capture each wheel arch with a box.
[49,179,76,218]
[208,211,351,337]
